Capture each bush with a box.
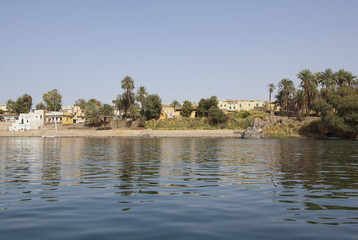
[138,117,146,128]
[208,106,226,125]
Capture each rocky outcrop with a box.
[242,117,281,139]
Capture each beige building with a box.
[0,104,7,112]
[160,104,197,119]
[219,100,266,112]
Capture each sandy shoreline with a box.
[0,128,244,138]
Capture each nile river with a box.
[1,138,358,239]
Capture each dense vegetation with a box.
[272,68,358,138]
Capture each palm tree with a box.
[297,69,316,116]
[336,69,347,87]
[294,89,304,116]
[170,100,180,109]
[128,103,141,120]
[102,104,114,130]
[345,71,357,87]
[318,68,336,89]
[121,76,135,107]
[136,86,148,116]
[267,83,275,111]
[278,78,296,117]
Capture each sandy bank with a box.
[0,127,244,138]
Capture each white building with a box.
[219,100,266,112]
[9,110,45,131]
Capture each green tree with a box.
[318,68,336,91]
[208,106,226,125]
[128,103,141,120]
[294,89,304,115]
[12,94,33,114]
[113,92,135,118]
[6,99,15,113]
[136,86,148,116]
[75,98,87,110]
[197,96,219,117]
[84,100,103,126]
[278,78,296,116]
[170,100,181,109]
[268,83,276,111]
[181,100,193,118]
[43,89,62,111]
[36,102,45,110]
[311,86,358,138]
[144,94,162,120]
[102,103,114,130]
[297,69,317,116]
[121,76,135,107]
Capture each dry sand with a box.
[0,122,243,138]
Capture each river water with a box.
[0,137,357,239]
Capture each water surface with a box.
[1,138,358,239]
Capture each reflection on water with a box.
[0,138,358,239]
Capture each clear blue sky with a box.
[1,0,357,106]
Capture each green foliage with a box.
[121,76,135,108]
[102,104,114,119]
[11,94,33,114]
[144,94,162,120]
[6,99,15,113]
[197,96,219,117]
[43,89,62,111]
[75,98,86,110]
[181,100,193,118]
[208,106,226,125]
[138,117,146,128]
[311,87,358,137]
[136,86,148,115]
[85,100,103,126]
[146,118,214,130]
[128,103,141,120]
[0,109,4,114]
[84,100,114,127]
[36,102,45,110]
[170,100,181,108]
[113,92,135,117]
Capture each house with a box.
[0,114,18,122]
[159,104,197,120]
[218,100,266,112]
[62,106,85,124]
[0,104,7,113]
[9,110,45,131]
[45,111,63,124]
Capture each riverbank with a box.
[0,117,317,139]
[0,122,244,138]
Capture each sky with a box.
[1,0,358,107]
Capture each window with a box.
[248,104,250,107]
[262,104,265,107]
[256,103,258,107]
[240,104,242,107]
[229,106,231,109]
[234,106,236,109]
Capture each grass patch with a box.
[146,110,269,130]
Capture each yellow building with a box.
[62,106,85,125]
[160,104,197,119]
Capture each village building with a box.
[62,106,85,124]
[9,110,45,131]
[0,104,7,113]
[159,104,197,120]
[218,100,266,112]
[0,113,18,122]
